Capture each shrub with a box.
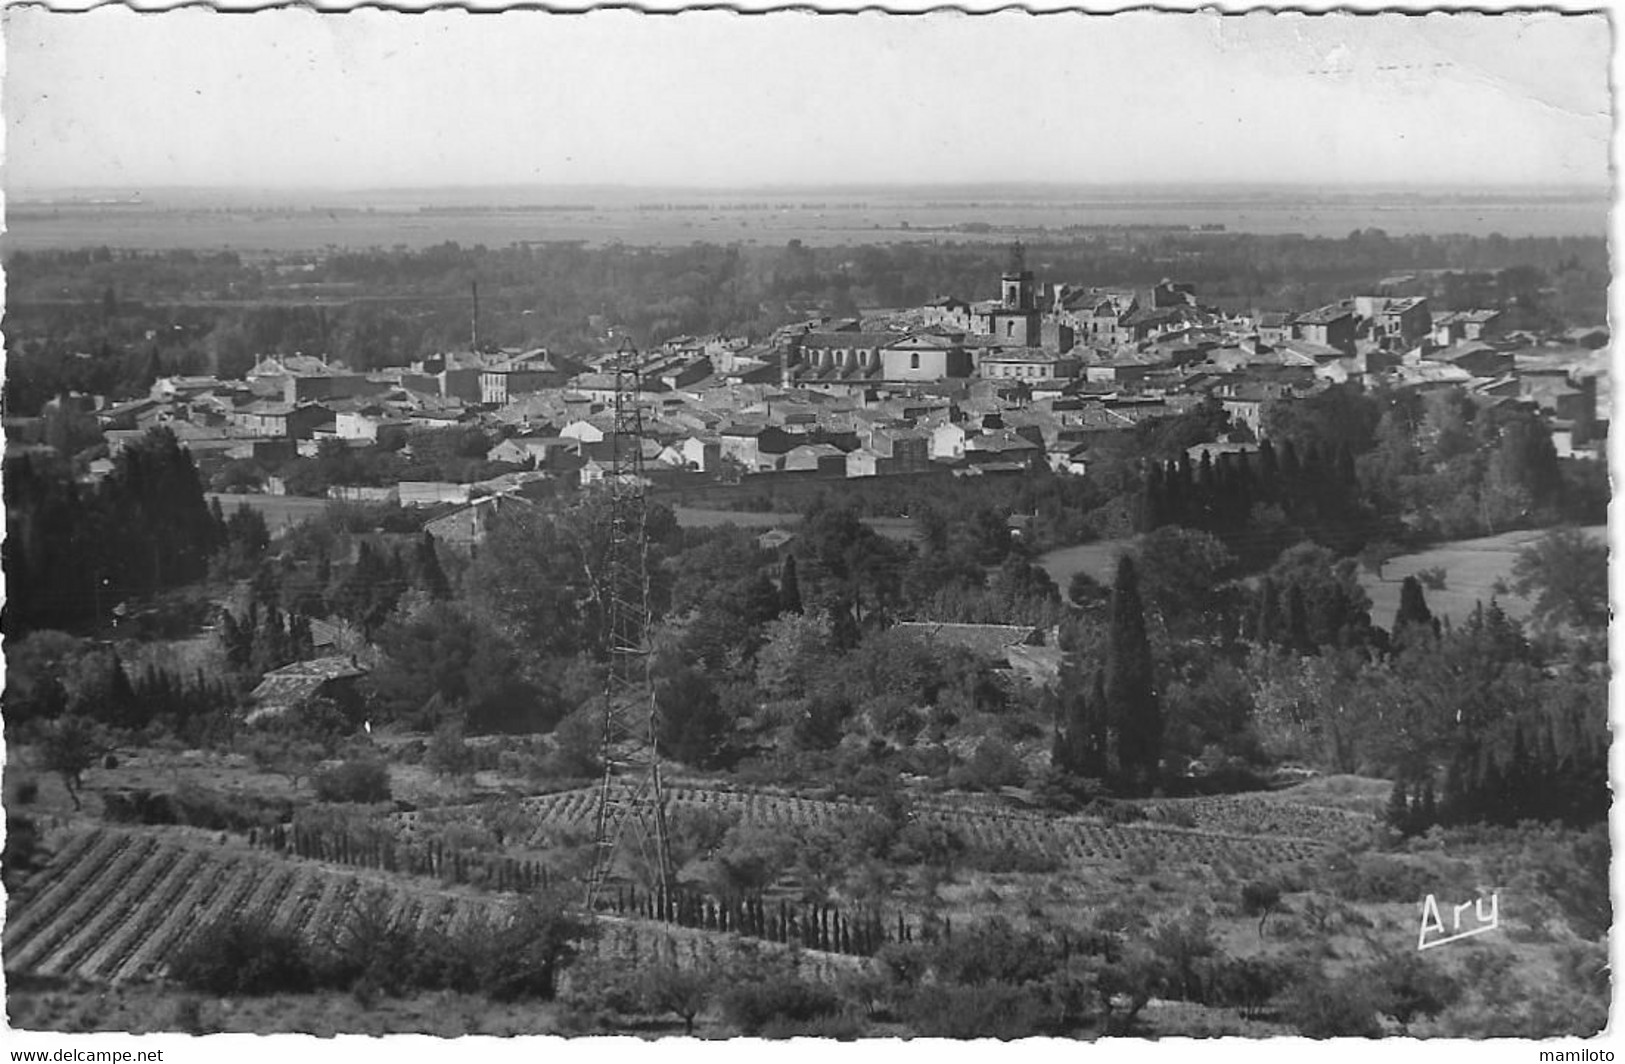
[1089,798,1147,825]
[1146,909,1221,1003]
[900,982,1049,1039]
[314,759,392,803]
[1364,951,1460,1033]
[426,720,476,780]
[1027,767,1108,812]
[926,917,1064,988]
[1337,854,1435,904]
[559,956,645,1019]
[169,917,318,995]
[1210,954,1294,1020]
[1285,966,1384,1038]
[105,784,292,831]
[946,738,1027,792]
[639,963,715,1035]
[329,889,419,994]
[758,1013,867,1039]
[3,815,44,893]
[1416,566,1448,591]
[697,823,797,895]
[891,820,967,869]
[1148,804,1199,828]
[473,892,595,1000]
[721,975,844,1036]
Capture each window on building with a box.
[910,353,920,369]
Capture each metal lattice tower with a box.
[585,341,674,910]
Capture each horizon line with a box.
[10,179,1612,196]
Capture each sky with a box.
[2,7,1613,191]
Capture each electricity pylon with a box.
[584,341,674,909]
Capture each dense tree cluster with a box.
[5,428,221,632]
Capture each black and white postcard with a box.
[1,6,1613,1058]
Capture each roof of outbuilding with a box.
[890,622,1040,658]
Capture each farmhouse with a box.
[245,656,369,725]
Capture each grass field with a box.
[1038,524,1606,628]
[1036,538,1133,595]
[673,506,797,530]
[207,492,333,534]
[674,507,918,543]
[1358,524,1606,629]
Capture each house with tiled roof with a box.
[1290,302,1357,355]
[964,430,1042,466]
[1354,295,1432,347]
[719,422,795,471]
[245,656,369,725]
[424,492,540,552]
[860,426,932,472]
[781,442,847,475]
[229,401,333,440]
[1427,344,1514,379]
[1432,309,1504,346]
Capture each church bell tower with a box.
[1001,240,1035,311]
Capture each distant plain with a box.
[4,185,1608,253]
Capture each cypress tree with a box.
[1139,462,1167,532]
[1480,756,1507,826]
[1196,450,1217,526]
[1162,460,1187,527]
[1507,724,1532,822]
[1053,664,1105,778]
[1106,555,1160,793]
[779,554,803,614]
[1254,578,1281,646]
[1385,777,1411,833]
[1392,575,1434,646]
[1171,456,1194,525]
[1285,583,1313,655]
[742,572,783,627]
[1302,440,1326,482]
[1535,719,1560,821]
[1278,438,1301,482]
[1087,669,1111,776]
[1335,443,1357,487]
[1051,682,1081,774]
[1257,438,1279,498]
[288,612,314,661]
[219,611,245,671]
[107,651,140,729]
[1440,753,1466,826]
[209,496,228,551]
[415,532,451,599]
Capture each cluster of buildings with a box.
[9,244,1604,549]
